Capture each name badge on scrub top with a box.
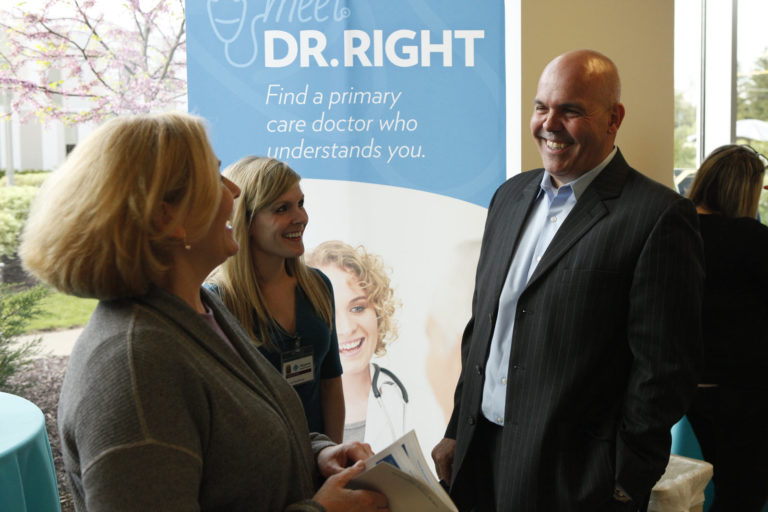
[281,345,314,386]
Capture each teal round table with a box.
[0,391,61,511]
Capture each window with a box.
[674,0,768,222]
[736,0,768,222]
[673,0,702,194]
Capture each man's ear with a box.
[607,102,626,134]
[155,201,186,240]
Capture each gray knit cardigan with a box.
[58,286,335,511]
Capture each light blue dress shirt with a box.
[481,148,617,425]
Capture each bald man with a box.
[432,50,704,511]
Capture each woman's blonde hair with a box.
[306,240,399,356]
[20,112,221,299]
[211,156,333,347]
[688,144,766,218]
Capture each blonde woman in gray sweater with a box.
[20,112,388,512]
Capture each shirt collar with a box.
[540,146,617,200]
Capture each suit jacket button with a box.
[475,365,483,375]
[467,416,476,425]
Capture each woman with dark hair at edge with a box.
[685,144,768,511]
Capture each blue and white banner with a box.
[187,0,506,460]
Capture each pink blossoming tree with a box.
[0,0,186,124]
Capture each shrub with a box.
[0,170,50,185]
[11,172,50,187]
[0,185,39,258]
[0,283,49,391]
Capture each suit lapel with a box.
[490,171,543,286]
[525,151,629,289]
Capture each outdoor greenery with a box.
[1,171,50,187]
[0,169,95,339]
[24,292,97,333]
[675,47,768,223]
[674,91,698,171]
[0,184,39,258]
[737,52,768,223]
[0,283,48,391]
[738,54,768,124]
[675,48,768,162]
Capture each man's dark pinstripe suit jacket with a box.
[445,150,705,511]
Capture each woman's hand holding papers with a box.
[317,441,374,477]
[314,442,389,511]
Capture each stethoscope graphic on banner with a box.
[206,0,258,68]
[371,363,409,440]
[206,0,352,68]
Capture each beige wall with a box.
[518,0,675,188]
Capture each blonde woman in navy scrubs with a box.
[209,156,345,443]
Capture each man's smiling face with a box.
[529,53,624,186]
